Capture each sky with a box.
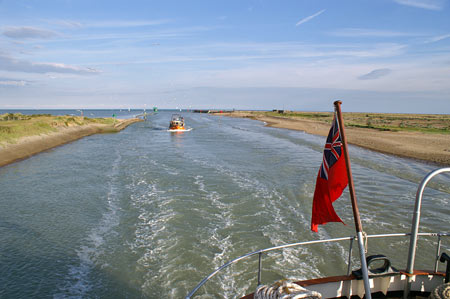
[0,0,449,113]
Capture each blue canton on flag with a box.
[319,116,343,180]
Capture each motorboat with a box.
[168,114,191,132]
[169,114,185,130]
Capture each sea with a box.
[0,109,448,298]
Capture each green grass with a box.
[0,121,57,144]
[259,111,450,134]
[264,111,333,124]
[0,113,117,145]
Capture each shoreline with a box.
[0,118,142,168]
[217,111,450,166]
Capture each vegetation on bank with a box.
[260,111,450,134]
[0,113,117,145]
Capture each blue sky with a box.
[0,0,449,113]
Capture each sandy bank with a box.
[219,112,450,166]
[0,118,142,168]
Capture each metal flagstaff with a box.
[334,100,372,299]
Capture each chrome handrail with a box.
[404,167,450,298]
[186,232,449,298]
[187,168,450,298]
[406,167,450,274]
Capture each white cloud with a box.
[45,20,83,29]
[296,9,326,26]
[81,19,171,28]
[42,18,171,29]
[330,28,420,38]
[0,79,27,86]
[3,26,59,39]
[358,68,392,80]
[47,25,214,46]
[426,33,450,43]
[90,42,407,66]
[393,0,445,10]
[163,56,450,95]
[0,54,101,75]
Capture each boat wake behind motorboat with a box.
[167,128,193,132]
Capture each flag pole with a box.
[334,100,372,299]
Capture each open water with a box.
[0,110,449,298]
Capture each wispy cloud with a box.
[0,78,28,86]
[45,25,217,47]
[0,54,100,75]
[80,19,171,29]
[330,28,420,37]
[42,18,170,29]
[358,68,392,80]
[296,9,326,26]
[45,20,83,29]
[3,26,59,39]
[426,33,450,43]
[393,0,445,10]
[85,41,407,67]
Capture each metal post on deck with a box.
[347,237,355,276]
[334,101,372,299]
[258,252,262,285]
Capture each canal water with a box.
[0,111,448,298]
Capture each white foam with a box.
[125,176,181,296]
[55,152,122,298]
[193,175,207,193]
[148,159,180,175]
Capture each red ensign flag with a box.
[311,115,348,232]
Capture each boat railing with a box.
[186,168,450,298]
[186,232,449,298]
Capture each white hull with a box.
[294,272,445,298]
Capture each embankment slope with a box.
[0,118,142,167]
[219,111,450,165]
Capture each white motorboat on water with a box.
[186,102,449,299]
[168,114,192,132]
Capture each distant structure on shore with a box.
[193,109,234,113]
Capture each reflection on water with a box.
[0,111,448,298]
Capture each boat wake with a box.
[167,128,193,132]
[55,151,123,298]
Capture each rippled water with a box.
[0,111,448,298]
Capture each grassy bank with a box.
[0,113,117,145]
[257,111,450,134]
[213,110,450,165]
